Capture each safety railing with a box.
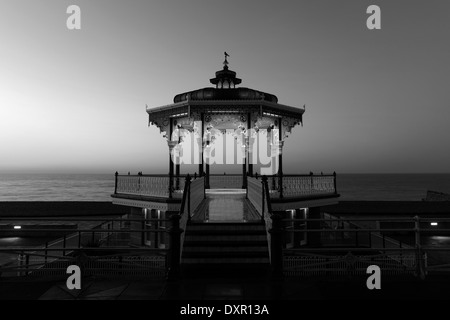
[253,172,338,199]
[283,252,417,278]
[247,177,263,215]
[257,176,283,278]
[276,216,450,279]
[166,174,205,280]
[0,216,170,279]
[113,173,191,199]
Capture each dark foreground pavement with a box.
[1,265,450,300]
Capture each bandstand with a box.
[111,55,340,278]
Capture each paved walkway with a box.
[200,190,261,222]
[1,271,450,300]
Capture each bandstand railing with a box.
[167,174,205,279]
[114,171,337,199]
[114,173,192,199]
[247,176,284,278]
[253,172,338,199]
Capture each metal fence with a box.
[283,252,417,278]
[114,174,188,198]
[0,217,170,279]
[253,173,337,199]
[277,216,450,279]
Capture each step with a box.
[181,263,270,278]
[183,250,268,257]
[185,229,266,235]
[187,223,265,231]
[189,221,264,225]
[184,240,267,247]
[183,246,269,252]
[184,234,268,242]
[182,257,270,264]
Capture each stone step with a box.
[183,246,269,252]
[187,223,265,231]
[182,257,270,264]
[181,263,270,278]
[184,234,268,242]
[185,229,266,236]
[182,221,269,264]
[184,240,267,247]
[183,250,268,258]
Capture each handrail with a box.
[254,172,338,198]
[113,172,196,198]
[179,174,192,219]
[261,175,285,277]
[166,174,193,280]
[261,176,274,215]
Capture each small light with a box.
[431,222,438,226]
[14,226,21,229]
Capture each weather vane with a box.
[224,51,230,66]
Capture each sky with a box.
[0,0,449,174]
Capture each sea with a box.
[0,173,450,202]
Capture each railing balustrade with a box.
[114,173,190,199]
[247,177,263,215]
[167,174,205,280]
[178,176,205,261]
[115,172,337,200]
[253,173,338,199]
[0,217,169,279]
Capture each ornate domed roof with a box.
[173,53,278,104]
[173,87,278,103]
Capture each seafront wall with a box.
[325,201,450,216]
[1,201,449,218]
[0,201,128,217]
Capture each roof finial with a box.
[223,51,230,69]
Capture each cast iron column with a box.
[242,157,247,189]
[199,113,204,177]
[278,118,283,198]
[247,112,253,177]
[168,119,174,198]
[205,126,210,188]
[176,133,180,190]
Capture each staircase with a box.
[182,221,269,265]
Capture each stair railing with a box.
[167,174,191,280]
[261,176,284,278]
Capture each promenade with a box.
[1,269,450,300]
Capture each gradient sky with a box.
[0,0,449,174]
